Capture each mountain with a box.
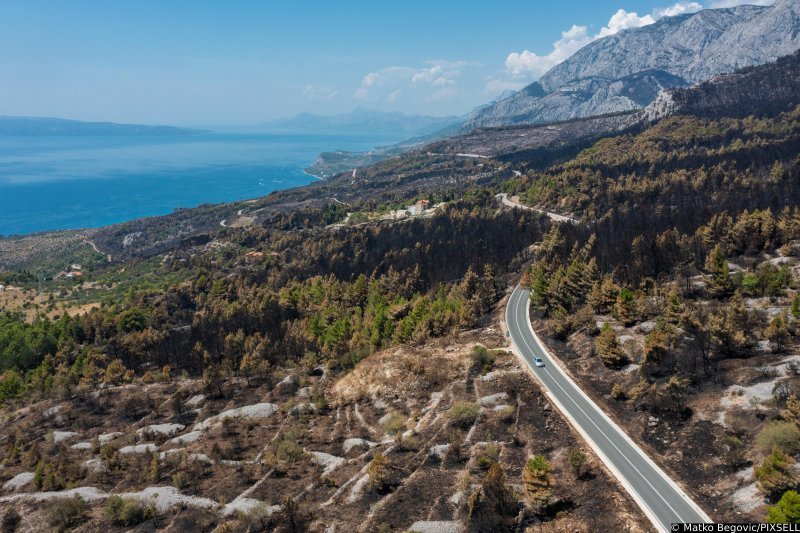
[465,0,800,129]
[0,116,201,136]
[261,108,461,136]
[644,49,800,122]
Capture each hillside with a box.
[0,330,648,532]
[1,36,800,531]
[0,94,798,528]
[2,49,797,267]
[465,0,800,129]
[646,50,800,121]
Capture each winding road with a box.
[495,193,576,223]
[505,285,711,532]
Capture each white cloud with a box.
[655,2,702,17]
[505,24,592,78]
[411,65,457,87]
[355,61,464,103]
[708,0,773,7]
[505,8,659,79]
[302,84,338,101]
[597,9,656,38]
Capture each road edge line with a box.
[504,289,668,533]
[516,286,713,524]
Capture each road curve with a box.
[495,193,576,223]
[505,285,711,532]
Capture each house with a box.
[415,199,431,212]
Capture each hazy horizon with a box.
[0,1,773,127]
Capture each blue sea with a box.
[0,132,396,235]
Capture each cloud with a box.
[597,9,656,38]
[505,8,658,79]
[355,61,464,103]
[505,25,592,78]
[302,84,338,101]
[504,1,736,80]
[708,0,773,7]
[411,65,457,87]
[655,2,702,17]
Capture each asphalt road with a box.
[505,285,711,532]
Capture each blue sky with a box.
[0,0,772,125]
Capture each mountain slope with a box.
[645,49,800,121]
[466,0,800,129]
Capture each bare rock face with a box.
[642,91,677,123]
[466,0,800,129]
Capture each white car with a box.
[533,356,545,367]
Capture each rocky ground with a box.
[540,250,800,524]
[0,324,648,532]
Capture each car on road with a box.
[533,356,545,367]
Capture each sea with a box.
[0,132,397,235]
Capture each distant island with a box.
[0,115,203,136]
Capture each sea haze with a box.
[0,132,395,235]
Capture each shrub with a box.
[756,421,800,455]
[271,431,305,464]
[722,434,746,468]
[595,323,624,367]
[756,450,800,499]
[171,472,187,490]
[767,490,800,524]
[0,371,24,403]
[496,405,516,423]
[381,412,407,436]
[475,443,501,470]
[48,497,86,531]
[104,496,155,526]
[610,383,627,401]
[471,345,495,374]
[523,455,552,510]
[448,402,480,429]
[242,502,278,531]
[367,453,398,494]
[569,448,587,477]
[479,463,517,522]
[448,429,466,462]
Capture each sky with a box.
[0,0,774,126]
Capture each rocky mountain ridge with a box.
[644,49,800,122]
[466,0,800,129]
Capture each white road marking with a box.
[507,289,694,530]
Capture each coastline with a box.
[302,168,325,180]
